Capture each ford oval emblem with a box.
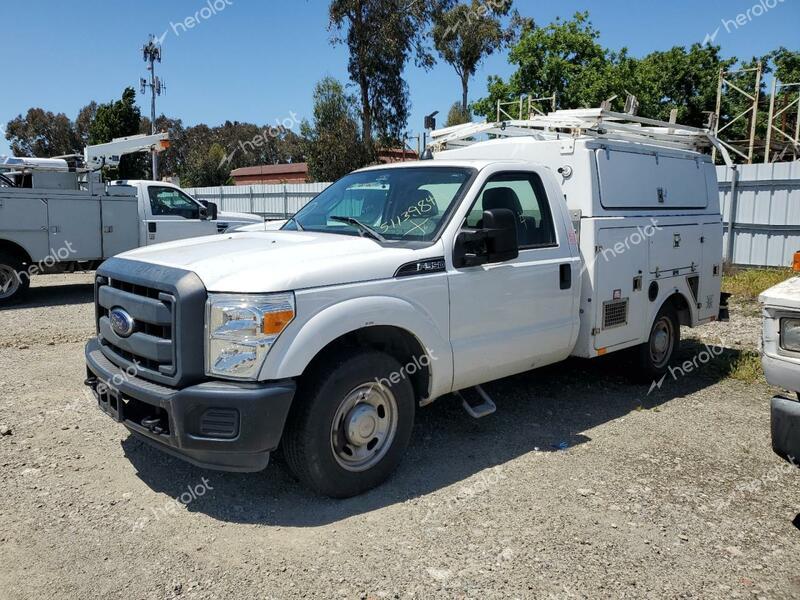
[109,308,136,338]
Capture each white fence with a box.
[718,162,800,268]
[185,182,330,219]
[188,165,800,268]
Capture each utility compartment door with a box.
[596,148,708,209]
[46,195,102,260]
[101,196,140,258]
[648,224,702,276]
[593,226,648,350]
[699,220,724,321]
[0,193,50,261]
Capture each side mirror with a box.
[201,201,218,221]
[453,208,519,268]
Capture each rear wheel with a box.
[282,349,415,498]
[0,252,29,306]
[637,304,680,378]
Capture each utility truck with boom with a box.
[84,109,730,497]
[0,133,262,304]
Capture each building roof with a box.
[230,163,308,177]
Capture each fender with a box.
[259,295,454,400]
[648,281,697,330]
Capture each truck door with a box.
[449,171,580,390]
[143,185,217,245]
[46,192,102,260]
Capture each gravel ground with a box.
[0,274,798,599]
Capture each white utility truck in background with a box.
[85,109,730,497]
[0,133,263,304]
[760,270,800,467]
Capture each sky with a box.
[2,0,799,157]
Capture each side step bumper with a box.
[456,385,497,418]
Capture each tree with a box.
[5,108,79,157]
[631,44,735,128]
[445,102,472,127]
[328,0,452,157]
[74,102,98,149]
[472,11,750,133]
[473,12,614,118]
[89,88,146,179]
[301,77,366,182]
[433,0,519,112]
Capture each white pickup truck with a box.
[84,110,728,497]
[0,178,262,304]
[760,274,800,466]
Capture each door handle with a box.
[559,264,572,290]
[148,222,157,233]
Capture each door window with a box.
[148,187,202,219]
[465,172,557,249]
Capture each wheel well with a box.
[665,292,692,326]
[0,240,32,266]
[303,326,432,402]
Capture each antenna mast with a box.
[140,35,166,180]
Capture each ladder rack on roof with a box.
[428,108,734,167]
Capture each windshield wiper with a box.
[329,216,386,242]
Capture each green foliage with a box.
[301,77,366,182]
[471,9,792,147]
[632,44,735,127]
[433,0,519,111]
[445,102,472,126]
[89,88,147,179]
[5,108,81,157]
[88,88,141,145]
[772,47,800,84]
[473,12,615,117]
[722,267,794,301]
[329,0,453,155]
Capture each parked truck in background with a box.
[760,272,800,466]
[0,134,263,304]
[84,109,730,497]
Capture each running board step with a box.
[456,385,496,418]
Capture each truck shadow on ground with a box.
[122,338,749,527]
[3,283,94,310]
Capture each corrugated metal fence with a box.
[188,165,800,268]
[718,162,800,267]
[186,182,330,219]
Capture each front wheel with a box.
[637,304,680,378]
[282,349,415,498]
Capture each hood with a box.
[228,219,287,232]
[117,231,436,292]
[216,211,264,224]
[760,276,800,311]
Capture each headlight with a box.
[781,318,800,353]
[206,293,295,380]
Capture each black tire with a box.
[282,349,415,498]
[0,251,29,306]
[636,303,680,379]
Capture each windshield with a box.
[283,166,474,242]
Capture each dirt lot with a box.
[0,274,798,599]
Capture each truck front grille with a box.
[94,258,208,388]
[96,277,177,378]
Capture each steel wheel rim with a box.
[0,265,20,300]
[649,317,674,369]
[330,382,398,472]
